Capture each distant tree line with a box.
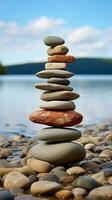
[5,58,112,75]
[0,62,6,75]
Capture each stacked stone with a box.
[29,36,86,165]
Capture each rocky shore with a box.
[0,120,112,200]
[0,36,112,200]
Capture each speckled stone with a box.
[29,110,83,127]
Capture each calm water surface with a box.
[0,75,112,136]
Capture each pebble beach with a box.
[0,120,112,200]
[0,36,112,200]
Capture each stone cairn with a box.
[29,36,86,166]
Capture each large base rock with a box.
[30,142,86,165]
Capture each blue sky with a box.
[0,0,112,64]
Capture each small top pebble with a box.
[44,36,65,46]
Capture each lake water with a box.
[0,75,112,137]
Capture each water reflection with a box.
[0,75,112,136]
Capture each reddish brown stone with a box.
[48,55,75,63]
[29,110,83,127]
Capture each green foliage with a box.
[5,58,112,75]
[0,62,6,75]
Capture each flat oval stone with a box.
[72,187,88,198]
[41,91,80,101]
[39,101,75,110]
[30,142,86,165]
[67,166,86,176]
[38,127,81,142]
[39,174,59,183]
[44,36,65,46]
[72,175,99,191]
[87,185,112,200]
[48,78,70,85]
[31,180,62,195]
[27,158,53,173]
[4,172,30,189]
[47,45,69,56]
[36,70,73,79]
[48,55,75,63]
[55,190,73,199]
[35,83,73,91]
[29,110,83,127]
[45,62,67,70]
[51,166,67,178]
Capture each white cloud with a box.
[68,26,101,44]
[67,26,112,57]
[26,16,65,33]
[0,16,66,64]
[0,16,65,39]
[0,17,112,64]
